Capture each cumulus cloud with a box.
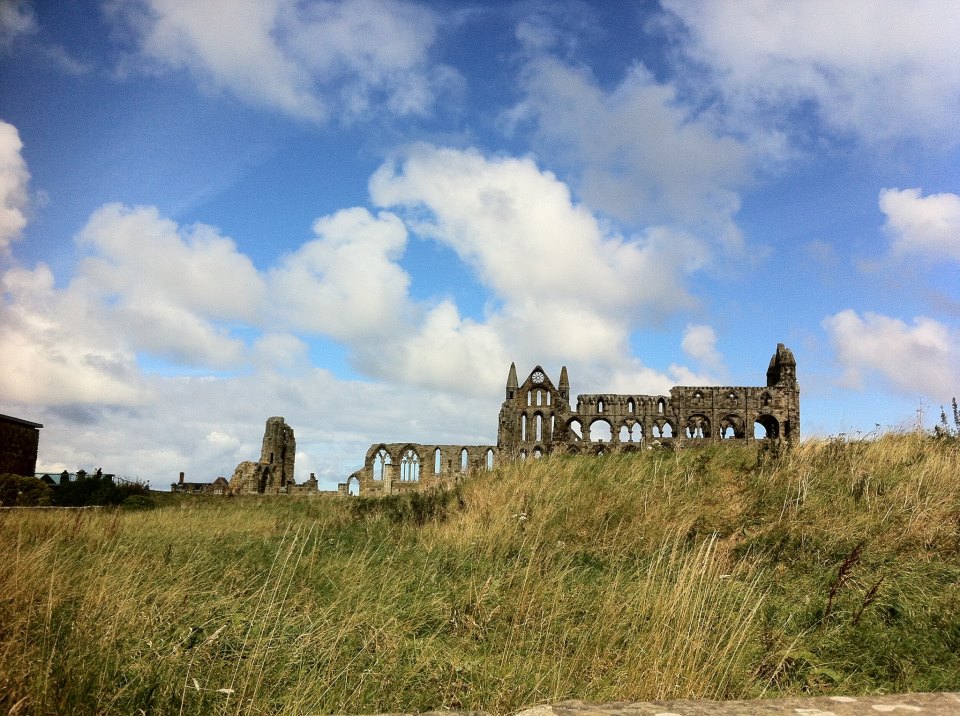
[880,188,960,262]
[269,207,412,340]
[681,324,726,376]
[364,144,711,394]
[76,204,265,367]
[0,264,150,405]
[823,309,959,398]
[665,0,960,143]
[371,144,705,314]
[0,120,30,255]
[110,0,455,122]
[508,56,749,240]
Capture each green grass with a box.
[1,434,959,714]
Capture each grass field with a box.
[2,434,959,715]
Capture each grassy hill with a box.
[2,434,959,715]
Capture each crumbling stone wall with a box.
[499,343,799,457]
[230,417,304,494]
[348,344,799,496]
[339,443,497,496]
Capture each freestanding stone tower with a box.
[229,416,297,494]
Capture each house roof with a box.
[0,413,43,429]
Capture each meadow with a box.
[2,434,959,715]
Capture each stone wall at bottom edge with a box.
[348,691,960,716]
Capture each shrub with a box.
[0,473,53,506]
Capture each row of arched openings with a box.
[563,414,779,443]
[526,389,552,407]
[519,413,556,442]
[373,446,496,481]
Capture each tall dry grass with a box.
[1,434,958,715]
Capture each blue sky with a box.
[1,0,959,488]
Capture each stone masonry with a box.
[342,344,799,497]
[229,416,302,494]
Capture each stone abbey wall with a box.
[343,344,800,496]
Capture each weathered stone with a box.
[515,692,960,716]
[351,692,960,716]
[345,344,800,497]
[229,416,301,494]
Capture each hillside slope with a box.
[2,435,959,715]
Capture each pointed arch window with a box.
[374,449,391,481]
[400,450,420,481]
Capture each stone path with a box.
[363,693,960,716]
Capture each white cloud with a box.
[364,144,712,395]
[880,188,960,262]
[0,264,150,405]
[0,120,30,255]
[665,0,960,143]
[370,144,705,315]
[508,56,749,241]
[823,309,959,398]
[76,203,265,367]
[269,207,412,341]
[681,324,725,376]
[110,0,454,122]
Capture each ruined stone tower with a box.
[260,416,296,488]
[229,416,297,494]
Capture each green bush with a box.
[0,473,53,506]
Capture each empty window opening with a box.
[535,414,543,441]
[519,449,527,460]
[347,476,360,496]
[728,391,737,401]
[485,449,494,471]
[460,448,469,472]
[537,390,543,406]
[374,449,391,480]
[533,447,543,459]
[660,422,674,438]
[657,399,665,414]
[620,423,641,443]
[723,425,736,439]
[569,419,582,440]
[434,447,442,474]
[590,419,612,443]
[546,392,551,406]
[401,449,420,481]
[527,390,532,406]
[550,414,556,440]
[755,415,779,439]
[627,399,635,414]
[521,414,527,441]
[597,399,605,413]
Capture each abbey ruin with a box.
[229,416,318,495]
[341,343,799,497]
